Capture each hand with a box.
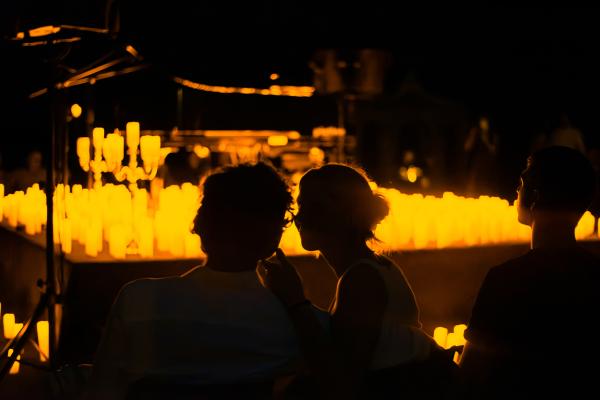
[257,248,306,308]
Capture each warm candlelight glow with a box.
[77,137,90,166]
[37,321,50,361]
[78,123,160,189]
[108,225,128,259]
[8,349,20,375]
[126,122,141,149]
[4,179,598,260]
[92,127,105,150]
[433,326,448,348]
[453,324,467,346]
[70,103,82,118]
[446,332,458,348]
[3,313,15,339]
[193,145,211,159]
[267,135,288,147]
[435,323,468,364]
[406,166,419,183]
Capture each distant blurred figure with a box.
[548,113,585,153]
[464,116,499,196]
[6,150,46,193]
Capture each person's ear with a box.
[519,181,538,210]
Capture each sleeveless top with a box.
[338,256,435,370]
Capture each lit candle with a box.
[171,235,184,257]
[151,136,161,164]
[92,127,105,151]
[184,233,201,258]
[61,219,72,254]
[37,321,49,361]
[85,225,98,257]
[52,212,61,245]
[138,218,154,258]
[109,225,127,259]
[126,122,140,149]
[3,313,15,339]
[76,137,90,161]
[140,135,152,163]
[103,133,124,171]
[433,326,448,348]
[140,135,161,169]
[453,324,468,346]
[8,349,20,375]
[446,332,457,349]
[115,134,125,163]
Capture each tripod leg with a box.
[0,292,49,381]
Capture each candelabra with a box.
[77,122,161,190]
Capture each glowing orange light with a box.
[8,177,599,260]
[173,77,314,97]
[407,166,418,183]
[309,147,326,164]
[193,145,211,159]
[433,327,448,348]
[70,104,82,118]
[312,126,346,138]
[8,349,20,375]
[3,313,15,339]
[37,321,49,361]
[270,73,279,80]
[29,26,60,37]
[267,135,288,146]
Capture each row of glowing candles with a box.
[0,182,202,259]
[0,303,49,375]
[0,182,597,258]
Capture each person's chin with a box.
[517,210,532,226]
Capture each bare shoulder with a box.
[338,262,387,299]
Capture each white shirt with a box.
[87,266,328,399]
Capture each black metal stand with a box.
[0,44,65,382]
[0,23,147,385]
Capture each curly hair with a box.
[193,162,293,256]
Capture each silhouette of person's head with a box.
[295,164,389,251]
[193,162,293,262]
[517,146,596,227]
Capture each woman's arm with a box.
[258,251,386,398]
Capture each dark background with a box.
[1,3,599,199]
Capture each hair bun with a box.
[368,193,390,227]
